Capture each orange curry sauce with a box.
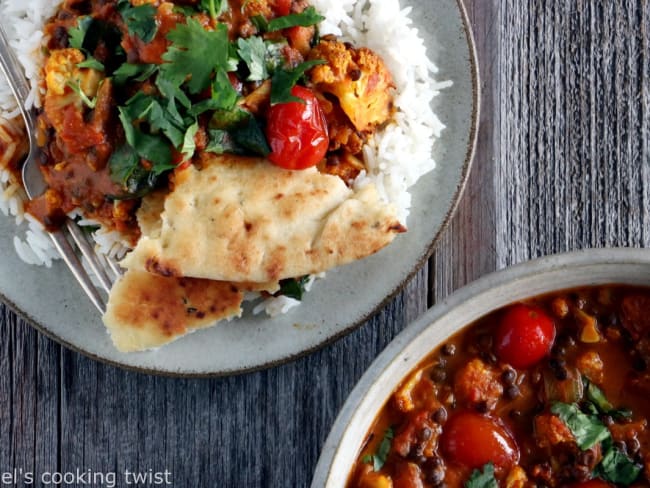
[349,286,650,488]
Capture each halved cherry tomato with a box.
[265,85,329,170]
[494,304,556,369]
[440,411,519,470]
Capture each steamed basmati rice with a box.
[0,0,448,314]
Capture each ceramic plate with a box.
[311,248,650,487]
[0,0,478,375]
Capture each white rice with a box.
[0,0,447,313]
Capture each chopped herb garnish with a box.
[109,144,159,197]
[465,463,498,488]
[584,379,632,420]
[277,276,310,300]
[77,56,105,71]
[112,63,157,85]
[596,439,642,485]
[237,36,268,81]
[181,121,199,160]
[550,402,610,450]
[66,79,97,109]
[199,0,228,20]
[118,106,173,169]
[270,59,325,104]
[161,19,229,94]
[266,6,325,32]
[250,15,269,33]
[211,69,239,110]
[362,427,394,472]
[68,16,93,50]
[118,0,158,43]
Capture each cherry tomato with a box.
[440,411,519,470]
[265,86,329,170]
[270,0,292,16]
[569,480,614,488]
[494,304,556,369]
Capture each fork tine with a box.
[104,254,124,280]
[48,230,107,314]
[65,220,114,292]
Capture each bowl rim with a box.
[310,247,650,487]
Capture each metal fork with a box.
[0,24,121,314]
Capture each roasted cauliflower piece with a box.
[308,40,395,133]
[44,48,85,96]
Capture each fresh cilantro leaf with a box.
[212,69,239,109]
[364,427,393,472]
[465,463,498,488]
[118,107,173,168]
[551,402,610,450]
[112,63,157,84]
[586,381,614,412]
[267,6,324,31]
[68,16,93,50]
[161,19,229,94]
[118,0,158,43]
[277,276,310,300]
[583,379,632,420]
[265,40,288,73]
[66,79,97,109]
[597,442,642,485]
[231,116,270,157]
[237,36,268,81]
[270,59,325,104]
[155,74,192,109]
[199,0,228,20]
[250,15,269,32]
[76,56,105,71]
[181,121,199,160]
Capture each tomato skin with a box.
[270,0,292,16]
[265,86,329,170]
[440,411,519,470]
[494,304,556,369]
[569,480,613,488]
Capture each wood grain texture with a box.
[2,0,650,486]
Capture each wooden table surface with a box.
[2,1,649,486]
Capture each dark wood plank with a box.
[431,0,501,303]
[56,269,427,487]
[495,0,650,264]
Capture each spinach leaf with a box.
[465,463,498,488]
[231,116,270,157]
[267,7,325,32]
[277,277,310,300]
[109,144,159,197]
[550,402,610,450]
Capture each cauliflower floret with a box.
[45,48,85,96]
[308,39,395,133]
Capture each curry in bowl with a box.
[349,286,650,488]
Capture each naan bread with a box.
[121,154,405,283]
[103,269,278,352]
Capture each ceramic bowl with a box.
[310,248,650,487]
